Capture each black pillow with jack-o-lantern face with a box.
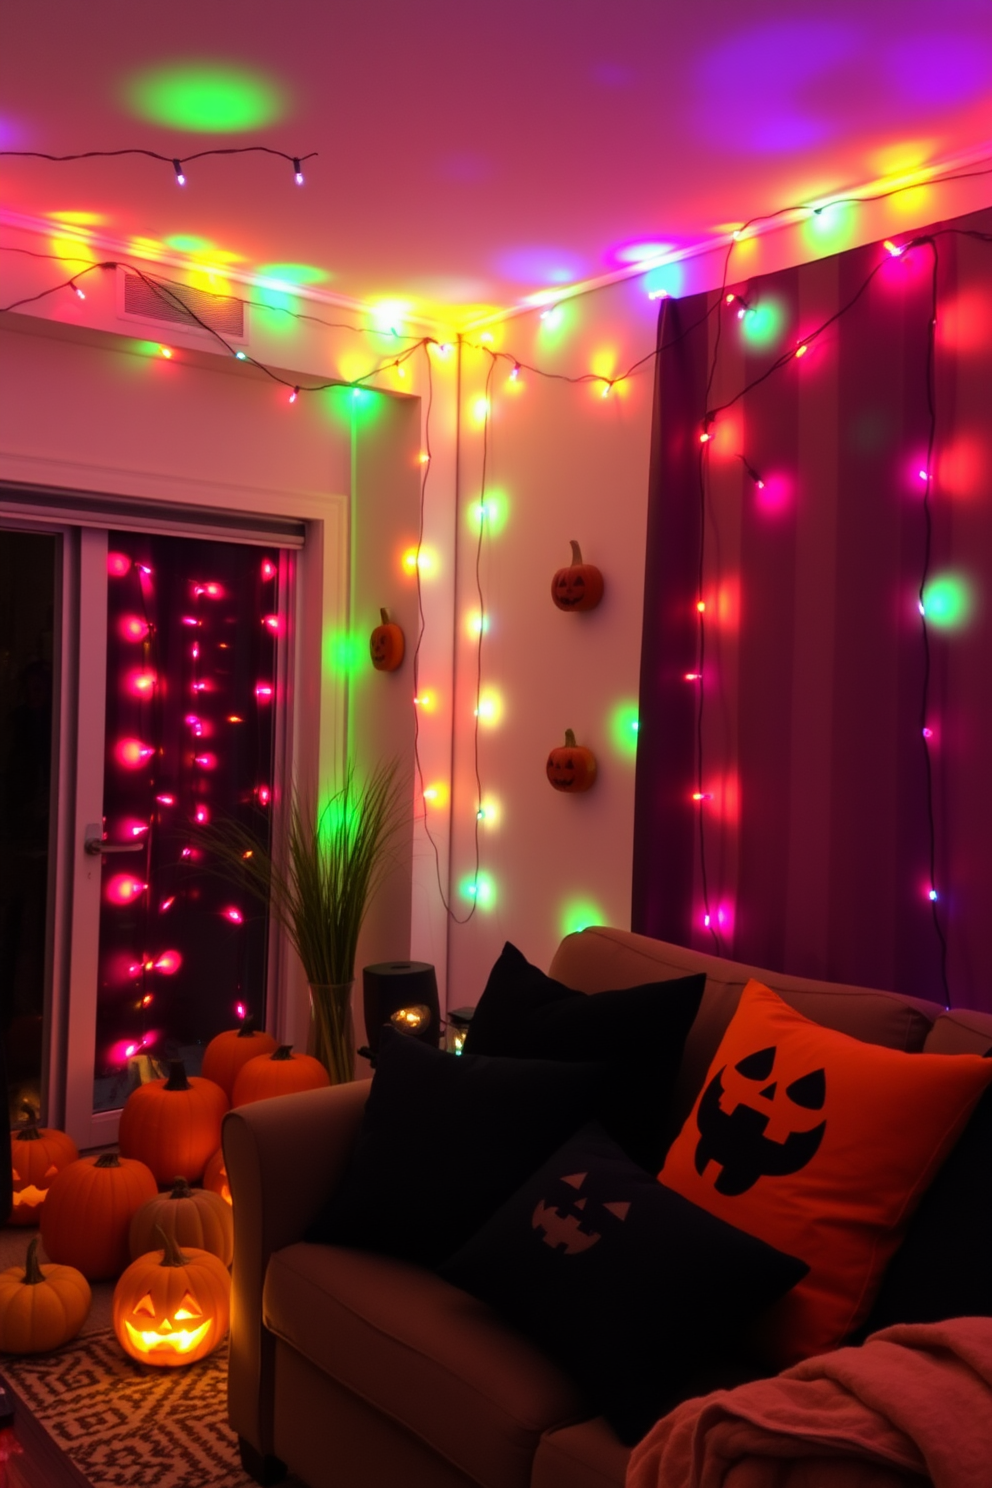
[439,1122,807,1444]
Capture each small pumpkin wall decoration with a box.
[547,730,598,793]
[0,1237,91,1354]
[370,607,405,672]
[129,1177,234,1267]
[41,1152,158,1280]
[113,1225,230,1367]
[118,1061,229,1185]
[551,541,604,612]
[200,1016,278,1101]
[8,1105,80,1226]
[231,1044,330,1107]
[203,1148,232,1206]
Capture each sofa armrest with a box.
[224,1079,370,1457]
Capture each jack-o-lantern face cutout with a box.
[532,1170,630,1256]
[124,1289,211,1358]
[551,541,604,611]
[369,608,404,672]
[694,1044,827,1197]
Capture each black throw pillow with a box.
[307,1028,605,1267]
[438,1123,807,1445]
[862,1058,992,1332]
[463,942,705,1171]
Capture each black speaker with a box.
[362,961,440,1054]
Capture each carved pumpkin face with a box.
[369,610,404,671]
[694,1044,827,1197]
[9,1115,80,1226]
[546,731,597,793]
[112,1228,231,1367]
[551,542,604,612]
[532,1170,630,1256]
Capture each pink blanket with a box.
[626,1318,992,1488]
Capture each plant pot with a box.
[308,982,355,1084]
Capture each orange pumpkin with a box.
[41,1152,158,1280]
[200,1017,278,1101]
[118,1061,228,1184]
[370,607,405,672]
[0,1237,91,1354]
[203,1148,232,1206]
[128,1177,234,1267]
[551,540,604,612]
[546,729,598,793]
[113,1225,230,1367]
[231,1044,330,1107]
[9,1105,80,1226]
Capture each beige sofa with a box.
[223,926,992,1488]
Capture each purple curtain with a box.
[633,206,992,1011]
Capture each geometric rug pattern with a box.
[2,1329,257,1488]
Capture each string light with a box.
[159,346,172,359]
[289,387,298,403]
[172,159,186,187]
[293,157,304,186]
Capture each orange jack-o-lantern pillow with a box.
[659,980,992,1364]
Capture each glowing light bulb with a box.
[128,670,157,697]
[191,644,200,660]
[795,344,808,358]
[684,672,701,681]
[73,283,85,300]
[116,738,154,769]
[699,430,712,444]
[194,753,216,769]
[160,347,172,359]
[129,822,149,838]
[125,1043,138,1058]
[737,307,746,320]
[235,350,248,361]
[194,806,209,825]
[732,229,742,241]
[883,240,903,257]
[293,158,304,186]
[108,552,131,578]
[204,582,222,597]
[601,382,612,399]
[153,951,182,975]
[262,614,281,634]
[510,364,520,380]
[172,159,186,187]
[423,787,438,801]
[725,294,735,305]
[255,683,273,700]
[692,791,713,802]
[696,600,706,613]
[107,874,148,905]
[647,287,668,301]
[181,847,193,859]
[159,896,175,913]
[223,907,243,924]
[289,387,298,403]
[120,615,150,642]
[156,794,176,807]
[918,600,926,615]
[922,727,933,739]
[261,559,277,581]
[236,1002,246,1019]
[929,888,938,902]
[257,784,272,805]
[918,469,929,481]
[181,616,200,627]
[227,714,244,723]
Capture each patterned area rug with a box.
[3,1329,258,1488]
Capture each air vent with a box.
[119,269,246,340]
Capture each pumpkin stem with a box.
[22,1237,46,1286]
[564,729,577,747]
[237,1015,258,1039]
[170,1177,193,1199]
[379,606,390,624]
[271,1044,294,1062]
[94,1152,122,1169]
[164,1061,192,1092]
[154,1223,191,1268]
[15,1103,42,1141]
[569,540,583,565]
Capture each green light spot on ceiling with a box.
[460,871,496,909]
[257,263,328,286]
[560,898,603,938]
[609,701,640,758]
[803,202,855,253]
[125,63,285,133]
[740,300,785,348]
[349,387,384,425]
[165,234,213,253]
[923,574,972,630]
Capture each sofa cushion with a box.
[307,1028,604,1266]
[463,942,705,1170]
[863,1059,992,1331]
[263,1242,584,1488]
[659,980,992,1364]
[439,1123,807,1446]
[549,928,939,1130]
[532,1419,631,1488]
[923,1009,992,1055]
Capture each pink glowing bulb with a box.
[223,907,244,924]
[128,670,157,697]
[124,1042,139,1058]
[120,615,149,643]
[185,713,201,731]
[153,950,182,975]
[180,847,193,859]
[703,913,711,928]
[115,738,154,769]
[923,727,933,739]
[159,895,175,913]
[684,672,701,681]
[156,793,176,807]
[194,753,217,769]
[194,806,209,825]
[261,559,277,581]
[182,616,200,627]
[918,469,929,481]
[255,683,273,700]
[191,681,208,693]
[288,388,298,403]
[204,582,223,598]
[108,552,131,578]
[127,821,149,838]
[262,614,281,634]
[257,784,272,806]
[106,874,148,905]
[192,584,204,597]
[191,644,200,660]
[236,1001,247,1019]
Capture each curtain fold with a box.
[633,207,992,1011]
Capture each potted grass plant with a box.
[203,760,404,1083]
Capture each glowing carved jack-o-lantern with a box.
[9,1106,79,1225]
[112,1225,230,1366]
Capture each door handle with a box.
[83,832,144,856]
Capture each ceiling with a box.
[2,0,990,326]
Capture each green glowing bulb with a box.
[257,263,328,286]
[740,301,784,348]
[609,701,640,758]
[560,899,603,938]
[125,63,285,133]
[460,871,495,909]
[922,574,972,630]
[468,489,508,535]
